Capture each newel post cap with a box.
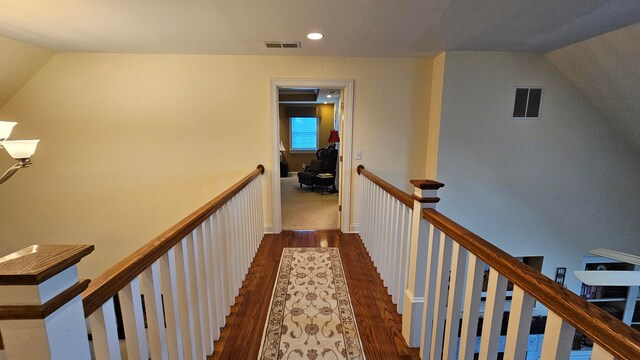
[0,245,94,285]
[409,179,444,204]
[409,179,444,190]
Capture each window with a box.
[290,117,318,151]
[513,87,543,118]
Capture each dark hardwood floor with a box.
[209,230,420,359]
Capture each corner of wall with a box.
[425,52,446,180]
[0,35,56,109]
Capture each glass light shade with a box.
[0,121,17,140]
[279,141,286,151]
[0,139,40,159]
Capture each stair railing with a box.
[0,164,265,360]
[357,165,640,360]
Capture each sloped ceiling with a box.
[0,35,53,108]
[546,23,640,150]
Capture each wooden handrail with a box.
[357,165,413,208]
[423,208,640,360]
[82,164,265,317]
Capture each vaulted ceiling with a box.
[547,22,640,151]
[0,0,639,55]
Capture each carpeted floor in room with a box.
[280,176,339,230]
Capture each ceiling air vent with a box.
[264,41,301,49]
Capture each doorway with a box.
[269,79,354,234]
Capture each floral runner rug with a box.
[258,247,365,359]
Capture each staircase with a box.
[0,164,638,359]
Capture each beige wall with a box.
[279,104,335,173]
[0,53,432,278]
[0,35,53,107]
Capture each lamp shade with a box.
[279,141,286,151]
[0,121,17,141]
[0,140,40,159]
[327,130,340,143]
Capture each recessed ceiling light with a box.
[307,33,324,40]
[327,94,332,98]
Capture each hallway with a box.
[210,230,419,359]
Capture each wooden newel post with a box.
[402,179,444,347]
[0,245,94,360]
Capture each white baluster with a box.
[358,175,367,243]
[258,175,264,236]
[388,198,398,303]
[88,298,122,360]
[367,179,373,247]
[418,224,443,355]
[370,186,379,265]
[504,285,535,360]
[159,249,185,360]
[382,192,392,287]
[540,312,575,360]
[442,242,467,360]
[204,215,222,340]
[174,239,195,359]
[194,224,214,355]
[246,183,253,259]
[397,206,411,314]
[591,344,615,360]
[377,189,386,271]
[388,199,403,304]
[118,277,149,360]
[230,198,241,297]
[215,211,230,320]
[220,205,234,312]
[140,262,169,360]
[185,232,205,359]
[362,178,370,247]
[459,254,484,360]
[238,190,248,277]
[427,231,453,360]
[379,191,387,282]
[250,180,258,258]
[478,268,508,360]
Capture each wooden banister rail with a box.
[423,208,640,360]
[82,164,265,317]
[357,165,413,207]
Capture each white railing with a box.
[357,165,640,360]
[358,165,414,313]
[0,165,264,360]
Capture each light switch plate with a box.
[355,150,362,160]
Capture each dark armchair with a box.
[297,146,338,188]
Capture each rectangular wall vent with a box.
[264,41,301,49]
[513,87,543,118]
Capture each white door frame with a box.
[269,78,355,234]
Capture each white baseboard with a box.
[263,225,275,234]
[288,171,297,177]
[349,223,360,233]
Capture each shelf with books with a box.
[578,256,640,325]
